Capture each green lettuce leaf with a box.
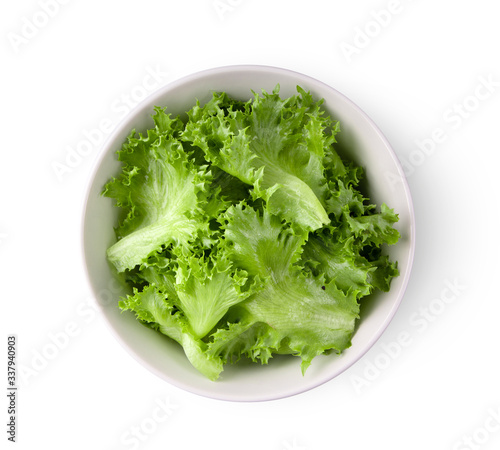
[173,251,252,339]
[181,86,337,231]
[342,203,400,246]
[104,108,211,272]
[211,203,360,372]
[119,285,223,380]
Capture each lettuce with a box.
[104,86,400,380]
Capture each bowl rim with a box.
[81,64,416,402]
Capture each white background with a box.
[2,1,500,449]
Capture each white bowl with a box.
[82,65,415,402]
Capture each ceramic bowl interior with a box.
[82,65,415,402]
